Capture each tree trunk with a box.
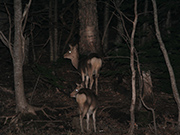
[14,0,35,114]
[166,10,171,35]
[141,0,148,46]
[112,0,124,46]
[138,70,154,110]
[54,0,58,61]
[151,0,180,132]
[31,18,36,62]
[49,0,58,61]
[78,0,101,55]
[128,0,138,134]
[103,0,109,53]
[49,0,54,61]
[142,70,153,97]
[114,17,123,45]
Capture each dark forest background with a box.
[0,0,180,134]
[0,0,180,93]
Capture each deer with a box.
[64,44,102,95]
[70,83,98,132]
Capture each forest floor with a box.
[0,57,178,135]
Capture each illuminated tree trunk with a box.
[14,0,35,114]
[78,0,101,55]
[128,0,137,134]
[151,0,180,131]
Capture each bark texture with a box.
[14,0,35,114]
[78,0,101,55]
[128,0,137,134]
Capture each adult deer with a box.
[64,44,102,95]
[70,83,98,132]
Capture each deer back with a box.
[77,88,98,112]
[64,45,102,73]
[79,53,102,75]
[70,83,98,111]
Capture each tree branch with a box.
[22,0,32,32]
[4,3,13,58]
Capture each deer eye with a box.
[75,89,79,92]
[69,51,71,54]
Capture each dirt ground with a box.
[0,57,178,135]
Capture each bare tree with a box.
[112,1,138,133]
[128,0,138,134]
[13,0,36,114]
[0,0,38,114]
[151,0,180,132]
[78,0,101,54]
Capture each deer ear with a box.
[75,44,78,49]
[76,83,80,86]
[80,83,84,87]
[69,44,72,49]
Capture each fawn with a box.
[70,83,98,132]
[64,44,102,95]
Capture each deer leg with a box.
[80,106,89,132]
[79,107,84,133]
[95,70,99,95]
[85,75,89,88]
[89,75,94,90]
[81,72,85,87]
[92,109,97,132]
[79,114,84,132]
[86,113,90,132]
[79,104,87,133]
[95,77,98,95]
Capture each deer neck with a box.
[71,53,79,69]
